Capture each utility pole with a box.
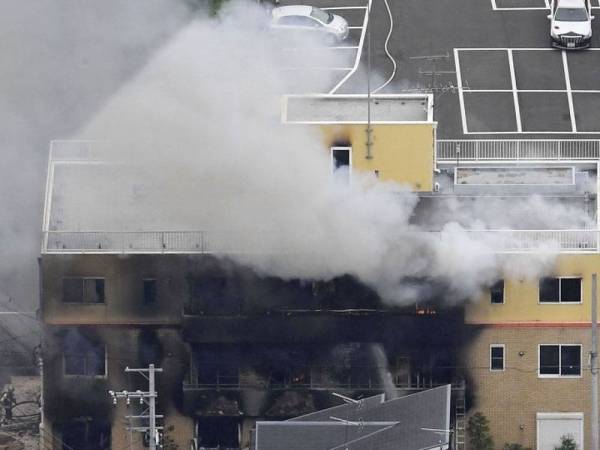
[591,274,598,450]
[365,1,373,160]
[109,364,164,450]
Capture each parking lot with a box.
[456,48,600,133]
[279,0,600,138]
[277,0,369,94]
[492,0,599,11]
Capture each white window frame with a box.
[63,345,107,378]
[538,276,583,305]
[536,412,584,450]
[330,146,352,177]
[490,279,505,305]
[490,344,505,372]
[538,344,582,378]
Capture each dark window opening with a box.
[63,278,105,304]
[539,277,581,303]
[561,278,582,303]
[189,277,241,315]
[490,345,504,371]
[490,280,504,304]
[561,345,581,376]
[61,420,110,450]
[197,418,239,448]
[143,279,157,305]
[539,344,580,376]
[64,338,105,377]
[332,147,350,170]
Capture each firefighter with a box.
[1,385,15,424]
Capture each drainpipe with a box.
[592,273,598,450]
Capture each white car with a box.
[548,0,594,49]
[270,5,349,42]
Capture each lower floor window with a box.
[539,344,581,377]
[61,419,110,450]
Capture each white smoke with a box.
[56,1,587,304]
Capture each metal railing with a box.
[437,140,600,162]
[42,229,600,254]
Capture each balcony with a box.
[42,229,600,254]
[437,139,600,165]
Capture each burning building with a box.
[40,89,600,450]
[38,95,478,449]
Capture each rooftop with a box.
[282,94,433,124]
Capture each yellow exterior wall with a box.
[318,123,435,191]
[467,254,600,324]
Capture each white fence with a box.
[42,230,600,254]
[437,140,600,162]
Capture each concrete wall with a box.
[319,123,435,191]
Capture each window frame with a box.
[538,344,582,378]
[62,277,106,304]
[490,280,505,305]
[143,278,158,305]
[63,345,107,378]
[330,146,353,178]
[538,276,583,305]
[490,344,505,372]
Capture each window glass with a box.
[561,345,581,376]
[560,278,581,303]
[539,345,560,375]
[63,279,84,303]
[555,7,588,21]
[539,278,560,303]
[143,279,157,304]
[310,7,334,24]
[490,280,504,304]
[490,346,504,371]
[63,278,104,303]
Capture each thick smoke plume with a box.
[59,1,585,304]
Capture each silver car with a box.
[270,5,349,42]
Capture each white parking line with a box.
[562,50,577,132]
[322,6,368,9]
[328,0,372,94]
[283,67,354,71]
[454,49,469,134]
[462,89,600,93]
[507,49,523,132]
[455,47,600,134]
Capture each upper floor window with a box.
[63,278,105,304]
[143,279,157,305]
[64,343,106,377]
[490,280,504,304]
[490,345,505,371]
[331,147,352,184]
[539,344,581,377]
[539,277,582,303]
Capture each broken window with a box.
[539,344,581,377]
[63,278,105,303]
[539,277,581,303]
[490,345,504,371]
[490,280,504,304]
[143,279,157,305]
[61,419,110,450]
[331,147,351,183]
[189,277,241,314]
[64,336,106,377]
